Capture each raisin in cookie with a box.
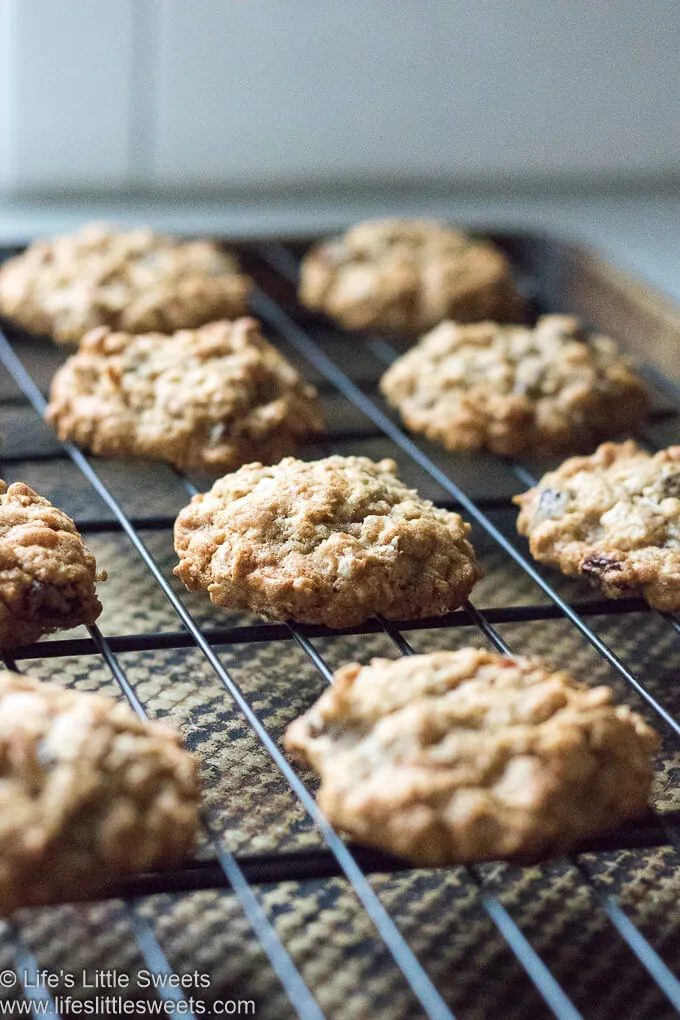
[46,318,324,473]
[174,455,481,628]
[515,441,680,610]
[299,218,524,334]
[380,316,648,457]
[0,222,251,344]
[0,481,103,648]
[285,649,657,864]
[0,671,200,914]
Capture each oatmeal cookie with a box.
[174,455,481,627]
[46,318,324,473]
[515,441,680,610]
[380,315,648,457]
[0,222,251,344]
[285,648,658,864]
[0,481,103,648]
[299,218,524,334]
[0,670,200,914]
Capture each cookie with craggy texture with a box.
[515,441,680,609]
[299,218,524,334]
[0,480,103,648]
[0,671,200,914]
[174,455,481,628]
[380,316,648,457]
[46,318,324,473]
[285,648,658,865]
[0,222,251,344]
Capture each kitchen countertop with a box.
[0,184,677,305]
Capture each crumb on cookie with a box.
[174,454,482,628]
[299,218,524,334]
[0,222,252,344]
[0,670,200,914]
[45,318,324,473]
[285,648,658,864]
[515,441,680,610]
[0,480,104,648]
[380,315,648,457]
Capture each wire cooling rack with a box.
[1,234,680,1019]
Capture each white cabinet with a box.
[1,0,679,191]
[2,0,135,189]
[151,1,680,187]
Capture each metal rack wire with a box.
[0,235,679,1018]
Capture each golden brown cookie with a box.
[45,318,324,473]
[0,670,200,914]
[174,455,481,628]
[380,315,648,457]
[515,441,680,610]
[299,218,524,333]
[0,222,251,344]
[285,648,658,865]
[0,481,103,648]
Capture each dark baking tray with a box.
[1,230,680,1020]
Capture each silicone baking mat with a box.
[1,232,680,1019]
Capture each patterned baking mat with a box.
[3,527,680,1020]
[2,252,680,1019]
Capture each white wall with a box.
[1,0,679,192]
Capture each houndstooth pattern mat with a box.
[2,280,680,1018]
[0,460,677,1019]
